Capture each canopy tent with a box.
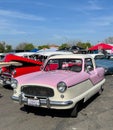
[88,43,113,51]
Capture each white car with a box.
[11,54,105,117]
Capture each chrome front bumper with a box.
[11,94,73,108]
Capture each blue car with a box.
[89,54,113,75]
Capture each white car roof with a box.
[48,54,93,59]
[35,51,73,56]
[88,53,104,58]
[14,52,37,56]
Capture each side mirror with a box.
[87,65,92,72]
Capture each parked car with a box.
[106,54,113,60]
[0,54,42,86]
[89,53,113,75]
[11,54,105,117]
[0,51,73,86]
[26,51,73,62]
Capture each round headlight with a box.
[57,81,67,93]
[11,79,18,89]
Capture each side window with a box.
[85,58,94,72]
[44,59,59,71]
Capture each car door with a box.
[85,58,100,85]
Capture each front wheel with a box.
[98,86,104,95]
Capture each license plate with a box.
[28,99,40,107]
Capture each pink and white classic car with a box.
[11,54,105,117]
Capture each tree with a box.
[38,45,50,50]
[0,41,13,52]
[24,43,34,50]
[0,41,6,52]
[58,43,70,50]
[104,37,113,44]
[5,45,12,52]
[76,42,92,49]
[16,43,35,50]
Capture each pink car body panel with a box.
[16,71,88,86]
[16,68,104,88]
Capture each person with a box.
[102,49,107,55]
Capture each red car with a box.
[0,54,42,86]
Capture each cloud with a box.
[0,9,45,21]
[87,0,103,10]
[90,15,113,27]
[35,2,53,7]
[89,21,111,26]
[0,27,27,35]
[0,19,10,28]
[71,0,103,14]
[0,18,27,35]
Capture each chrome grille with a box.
[21,85,54,97]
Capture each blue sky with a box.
[0,0,113,47]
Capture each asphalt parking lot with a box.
[0,75,113,130]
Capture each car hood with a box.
[16,70,89,88]
[96,59,113,67]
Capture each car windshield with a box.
[95,55,113,60]
[44,58,82,72]
[105,55,113,60]
[95,55,107,60]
